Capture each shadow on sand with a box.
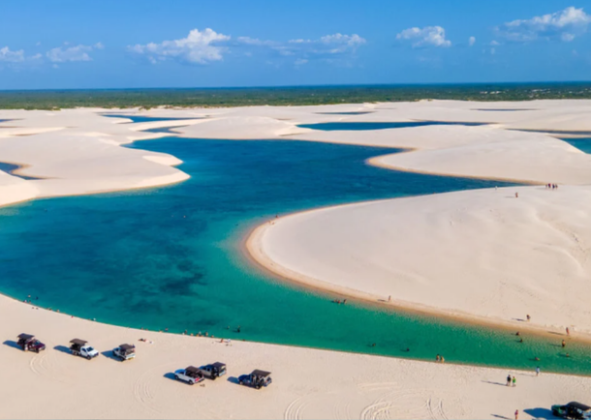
[3,340,22,350]
[101,350,122,362]
[53,345,72,354]
[227,376,240,385]
[524,408,558,419]
[482,380,507,387]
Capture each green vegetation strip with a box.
[2,83,591,110]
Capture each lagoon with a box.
[0,137,589,374]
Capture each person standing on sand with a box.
[566,327,570,336]
[506,374,511,386]
[515,409,519,419]
[388,295,392,302]
[436,354,440,362]
[512,376,516,387]
[515,192,519,198]
[526,314,530,322]
[535,367,540,376]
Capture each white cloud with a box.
[237,33,365,62]
[469,36,476,46]
[129,28,230,64]
[490,40,500,46]
[46,44,100,62]
[0,46,25,62]
[396,26,451,48]
[496,6,591,42]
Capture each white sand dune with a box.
[249,186,591,334]
[2,294,589,420]
[0,109,199,201]
[2,102,591,418]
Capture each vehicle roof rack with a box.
[186,366,201,374]
[251,369,271,377]
[568,402,591,411]
[70,339,87,346]
[120,344,135,351]
[17,333,34,340]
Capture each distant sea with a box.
[1,82,591,109]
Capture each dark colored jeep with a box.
[199,362,227,380]
[552,402,591,419]
[17,333,46,353]
[238,369,272,389]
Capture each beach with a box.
[1,101,591,418]
[3,294,591,420]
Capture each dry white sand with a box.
[2,294,589,420]
[2,102,591,418]
[249,186,591,334]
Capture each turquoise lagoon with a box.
[1,136,590,374]
[562,137,591,154]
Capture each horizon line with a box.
[2,80,591,93]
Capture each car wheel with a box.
[86,355,91,360]
[256,385,261,390]
[35,348,39,353]
[239,381,243,386]
[190,380,195,385]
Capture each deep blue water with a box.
[0,137,590,374]
[473,108,534,112]
[101,114,197,123]
[562,137,591,154]
[298,121,488,131]
[0,162,42,180]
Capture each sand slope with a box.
[1,295,589,420]
[2,102,591,418]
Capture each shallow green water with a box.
[0,137,589,374]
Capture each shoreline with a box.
[3,289,591,419]
[244,200,591,347]
[366,152,543,186]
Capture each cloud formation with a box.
[237,33,365,64]
[496,6,591,42]
[0,46,25,62]
[468,36,476,46]
[128,28,230,64]
[46,44,100,63]
[396,26,451,47]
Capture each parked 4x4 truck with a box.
[69,339,99,360]
[113,344,136,361]
[198,362,227,380]
[239,370,272,389]
[174,366,205,385]
[17,334,46,353]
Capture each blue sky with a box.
[1,0,591,89]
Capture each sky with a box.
[1,0,591,89]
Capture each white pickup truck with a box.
[174,366,205,385]
[113,344,136,361]
[70,339,99,360]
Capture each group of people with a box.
[506,374,516,387]
[435,354,445,363]
[545,183,559,189]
